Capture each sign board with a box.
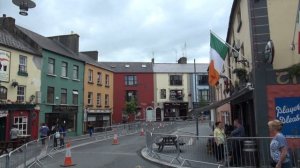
[0,50,10,82]
[0,110,8,118]
[88,116,96,122]
[52,105,78,113]
[275,97,300,137]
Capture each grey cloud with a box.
[0,0,233,63]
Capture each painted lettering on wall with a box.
[275,97,300,137]
[0,50,10,82]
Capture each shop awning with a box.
[192,87,253,116]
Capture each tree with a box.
[124,100,138,115]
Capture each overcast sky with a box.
[0,0,233,63]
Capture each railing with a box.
[145,132,300,168]
[0,122,143,168]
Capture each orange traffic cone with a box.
[112,132,119,145]
[140,128,145,136]
[60,143,76,167]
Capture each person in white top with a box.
[214,121,225,164]
[10,125,20,140]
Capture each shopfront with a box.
[86,109,111,132]
[45,105,78,133]
[163,102,188,120]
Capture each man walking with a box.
[39,123,49,145]
[230,119,245,166]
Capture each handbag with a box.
[55,131,60,138]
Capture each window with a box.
[88,92,93,105]
[14,116,28,135]
[126,90,137,101]
[170,90,183,101]
[160,89,166,99]
[0,86,7,100]
[97,93,101,106]
[125,75,137,86]
[237,7,242,32]
[17,86,25,102]
[105,94,109,107]
[47,87,54,103]
[170,75,182,86]
[88,69,93,83]
[198,75,208,85]
[105,74,110,86]
[61,62,68,77]
[198,89,210,102]
[19,56,27,73]
[97,72,102,85]
[48,58,55,75]
[61,88,67,104]
[73,65,79,80]
[72,90,78,105]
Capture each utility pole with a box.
[194,59,199,137]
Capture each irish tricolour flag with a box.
[209,33,229,86]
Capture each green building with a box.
[17,26,85,135]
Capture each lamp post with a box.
[194,59,199,137]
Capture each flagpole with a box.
[210,30,251,64]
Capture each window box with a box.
[105,85,110,88]
[18,71,28,76]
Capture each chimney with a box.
[178,57,187,64]
[0,15,16,33]
[48,33,79,53]
[81,51,98,61]
[151,58,155,64]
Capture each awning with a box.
[192,87,253,115]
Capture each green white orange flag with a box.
[209,32,229,86]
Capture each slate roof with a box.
[78,53,114,72]
[153,63,208,73]
[101,62,153,73]
[0,28,40,56]
[16,25,83,61]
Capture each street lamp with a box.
[12,0,36,16]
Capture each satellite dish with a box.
[12,0,36,16]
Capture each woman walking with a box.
[214,121,225,164]
[268,120,292,168]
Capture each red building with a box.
[103,62,154,124]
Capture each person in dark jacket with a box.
[39,123,49,145]
[229,119,245,166]
[59,125,65,148]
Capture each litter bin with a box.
[243,140,258,167]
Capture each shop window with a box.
[97,93,101,106]
[88,92,93,105]
[125,75,137,86]
[0,86,7,100]
[48,58,55,75]
[97,72,102,85]
[170,90,183,101]
[170,75,182,86]
[47,87,54,104]
[72,90,78,105]
[45,113,76,132]
[17,86,26,102]
[105,94,109,107]
[73,65,79,80]
[198,75,208,85]
[61,62,68,77]
[160,89,166,99]
[14,116,28,135]
[105,74,110,87]
[198,89,210,102]
[61,88,67,104]
[88,69,93,83]
[126,90,137,101]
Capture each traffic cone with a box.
[112,132,119,145]
[140,128,145,136]
[60,142,76,167]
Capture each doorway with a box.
[0,117,6,141]
[156,108,161,121]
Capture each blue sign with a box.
[275,97,300,137]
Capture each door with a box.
[0,117,6,141]
[156,108,161,121]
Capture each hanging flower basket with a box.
[11,81,19,88]
[233,68,248,82]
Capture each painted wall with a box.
[0,46,41,102]
[267,0,300,69]
[40,50,84,135]
[189,73,209,103]
[113,73,154,124]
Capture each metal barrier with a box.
[145,132,300,168]
[0,122,144,168]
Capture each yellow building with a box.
[0,17,42,141]
[79,52,114,131]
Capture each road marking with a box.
[72,151,137,156]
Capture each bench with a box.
[156,136,185,152]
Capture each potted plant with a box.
[125,100,138,122]
[287,63,300,80]
[233,68,248,84]
[11,81,19,88]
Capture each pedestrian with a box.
[51,122,59,148]
[268,120,292,168]
[39,123,49,145]
[10,125,20,140]
[229,119,245,166]
[87,122,94,137]
[214,121,225,164]
[59,125,65,148]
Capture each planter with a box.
[233,68,248,83]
